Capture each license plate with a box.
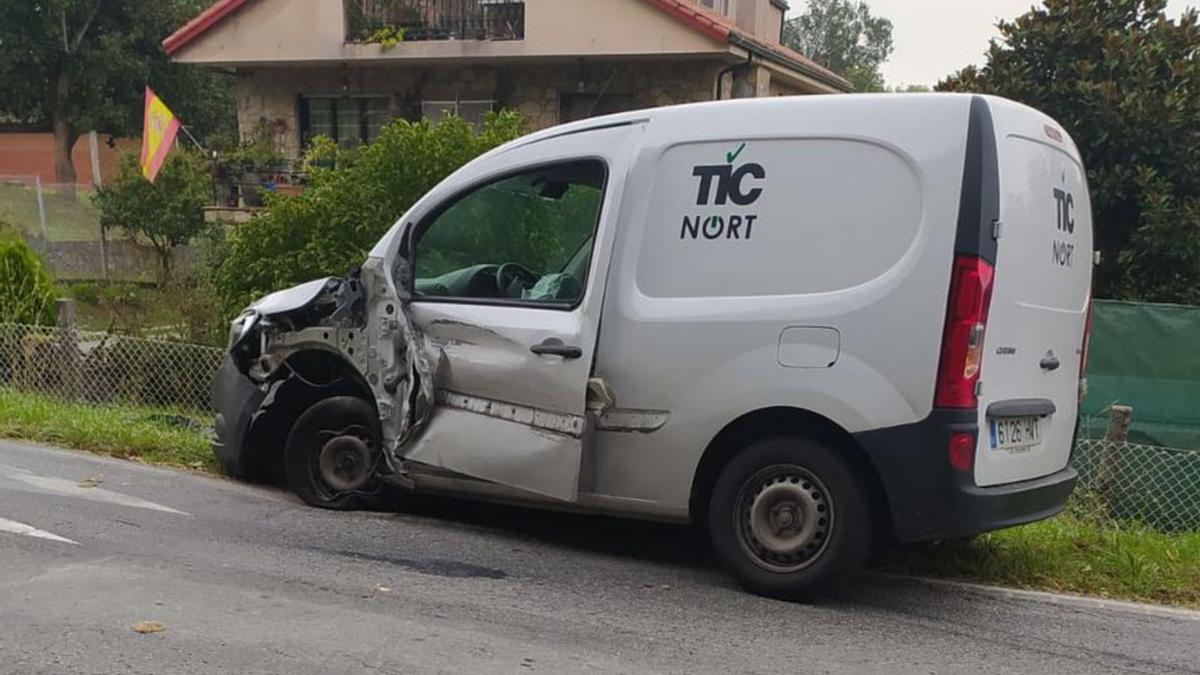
[988,416,1041,452]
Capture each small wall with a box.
[28,237,200,283]
[0,133,139,185]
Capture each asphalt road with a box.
[1,439,1197,675]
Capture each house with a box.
[165,0,851,159]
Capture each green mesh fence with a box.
[1081,300,1200,448]
[1073,439,1200,532]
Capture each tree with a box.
[214,112,527,316]
[0,1,235,193]
[783,0,895,92]
[94,150,211,284]
[939,0,1200,304]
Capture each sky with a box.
[796,0,1197,88]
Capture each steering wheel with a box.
[496,262,540,297]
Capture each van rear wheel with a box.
[708,437,872,599]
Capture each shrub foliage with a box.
[0,228,58,324]
[214,112,526,315]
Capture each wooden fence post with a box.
[1096,405,1132,511]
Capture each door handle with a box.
[1040,354,1061,371]
[531,338,582,359]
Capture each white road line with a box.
[0,517,79,545]
[0,463,189,516]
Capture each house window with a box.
[559,93,635,124]
[299,96,390,148]
[421,100,496,127]
[696,0,731,15]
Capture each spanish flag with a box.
[140,87,181,183]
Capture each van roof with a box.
[505,94,1078,160]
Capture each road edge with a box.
[874,572,1200,621]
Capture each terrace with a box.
[344,0,525,43]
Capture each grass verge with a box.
[0,388,216,473]
[883,500,1200,608]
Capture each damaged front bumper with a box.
[212,355,268,479]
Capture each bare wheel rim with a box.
[733,465,834,573]
[312,424,376,499]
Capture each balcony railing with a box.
[345,0,525,43]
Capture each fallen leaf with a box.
[76,478,102,489]
[131,621,166,634]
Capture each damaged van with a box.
[214,94,1094,599]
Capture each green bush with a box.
[0,228,58,324]
[214,112,526,316]
[939,1,1200,304]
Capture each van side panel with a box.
[586,96,973,516]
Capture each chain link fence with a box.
[1073,438,1200,532]
[1,318,1197,531]
[0,322,223,414]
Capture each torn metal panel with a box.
[401,406,582,502]
[223,261,437,481]
[438,390,585,437]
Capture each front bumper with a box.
[212,356,267,479]
[854,410,1079,543]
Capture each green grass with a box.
[0,182,102,242]
[65,282,183,333]
[884,502,1200,608]
[0,388,216,472]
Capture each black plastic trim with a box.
[954,96,1000,264]
[855,409,1077,542]
[986,398,1057,418]
[212,356,267,478]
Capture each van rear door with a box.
[975,99,1093,487]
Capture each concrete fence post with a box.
[34,175,48,239]
[1097,405,1132,511]
[54,298,81,401]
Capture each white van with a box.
[214,94,1094,598]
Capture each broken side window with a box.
[411,160,607,307]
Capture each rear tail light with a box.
[934,255,996,408]
[948,431,975,472]
[1078,298,1094,401]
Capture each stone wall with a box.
[27,237,200,283]
[236,58,732,157]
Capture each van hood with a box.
[249,277,342,316]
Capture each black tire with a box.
[284,396,382,511]
[708,436,873,600]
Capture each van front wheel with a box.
[708,437,872,599]
[284,396,382,511]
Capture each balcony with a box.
[345,0,525,43]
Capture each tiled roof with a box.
[163,0,252,56]
[638,0,851,91]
